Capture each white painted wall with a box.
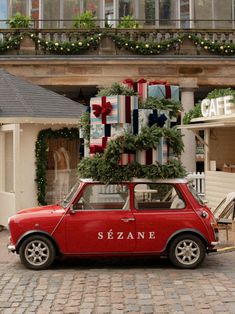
[0,123,75,227]
[205,171,235,211]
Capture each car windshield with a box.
[187,182,204,206]
[60,181,81,208]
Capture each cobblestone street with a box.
[1,230,235,314]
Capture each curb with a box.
[213,246,235,254]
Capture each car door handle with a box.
[121,217,135,222]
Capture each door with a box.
[65,183,135,254]
[133,183,193,253]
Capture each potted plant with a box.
[117,15,141,29]
[73,11,96,29]
[7,12,31,28]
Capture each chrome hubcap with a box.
[25,240,49,266]
[175,239,200,265]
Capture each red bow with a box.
[92,97,112,124]
[90,138,108,154]
[138,78,147,84]
[123,78,134,85]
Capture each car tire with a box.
[19,235,55,270]
[168,234,206,269]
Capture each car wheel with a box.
[168,234,206,269]
[19,235,55,270]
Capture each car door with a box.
[132,183,193,253]
[64,183,136,254]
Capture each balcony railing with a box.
[1,25,235,57]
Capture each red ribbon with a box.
[90,137,108,154]
[149,80,171,99]
[123,78,134,86]
[138,78,147,84]
[92,96,112,124]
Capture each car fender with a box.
[15,230,60,254]
[164,228,209,252]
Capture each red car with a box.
[8,178,219,270]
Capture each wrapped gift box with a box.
[132,109,170,135]
[90,123,131,140]
[136,138,168,165]
[122,78,148,101]
[148,83,179,101]
[89,137,111,155]
[119,153,135,165]
[90,95,138,125]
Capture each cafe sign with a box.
[201,95,235,118]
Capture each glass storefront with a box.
[2,0,235,29]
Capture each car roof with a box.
[80,178,189,184]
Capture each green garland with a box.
[35,127,80,205]
[109,33,183,55]
[140,97,183,118]
[30,32,101,54]
[189,34,235,55]
[1,31,235,56]
[0,33,22,52]
[78,125,185,183]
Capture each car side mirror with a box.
[69,205,76,215]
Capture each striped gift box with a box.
[132,109,170,135]
[90,123,131,140]
[148,84,179,101]
[119,153,135,166]
[90,95,138,125]
[136,138,168,165]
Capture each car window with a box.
[134,183,185,210]
[61,181,81,208]
[73,184,130,211]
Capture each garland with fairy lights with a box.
[1,31,235,56]
[188,34,235,55]
[35,127,80,205]
[30,32,102,54]
[0,33,22,52]
[109,33,183,55]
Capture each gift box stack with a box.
[89,95,138,165]
[123,78,179,165]
[87,78,179,166]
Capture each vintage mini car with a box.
[8,178,219,270]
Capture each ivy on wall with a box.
[2,31,235,56]
[35,127,80,205]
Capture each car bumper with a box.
[8,244,16,253]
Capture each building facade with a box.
[1,0,235,194]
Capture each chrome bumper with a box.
[8,244,16,253]
[211,241,219,246]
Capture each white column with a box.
[180,84,198,173]
[13,124,21,211]
[0,131,5,191]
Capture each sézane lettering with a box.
[98,230,156,240]
[201,95,234,118]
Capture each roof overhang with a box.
[180,114,235,131]
[0,117,80,124]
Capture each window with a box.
[105,0,114,27]
[214,0,232,28]
[84,0,101,22]
[119,0,135,18]
[194,0,213,28]
[134,183,185,210]
[11,0,28,15]
[180,0,190,28]
[63,0,81,28]
[0,0,8,28]
[73,184,130,210]
[159,0,178,28]
[43,0,60,28]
